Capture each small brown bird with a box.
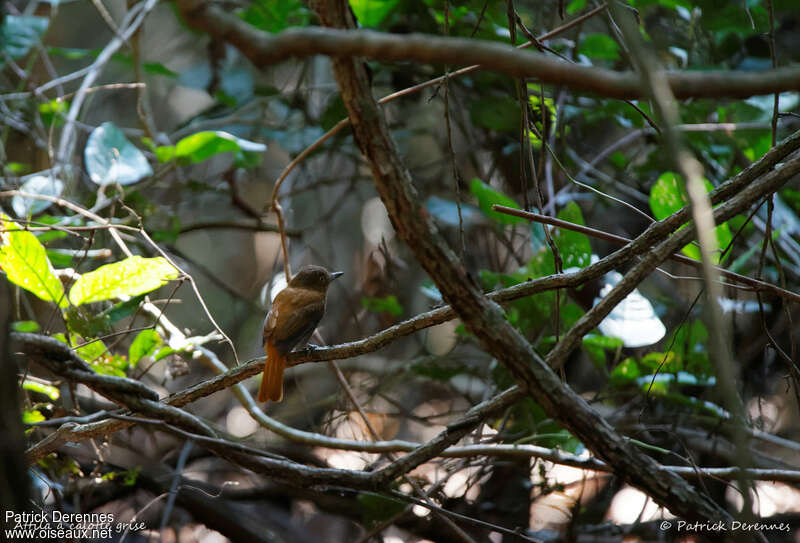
[258,265,343,402]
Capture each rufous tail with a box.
[258,340,286,402]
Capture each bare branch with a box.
[175,0,800,100]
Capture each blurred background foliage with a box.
[3,0,800,540]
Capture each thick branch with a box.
[175,0,800,100]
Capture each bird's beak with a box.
[330,271,344,281]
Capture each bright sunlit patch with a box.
[268,273,288,303]
[412,504,430,517]
[607,486,667,523]
[361,197,395,245]
[424,320,459,356]
[727,481,800,516]
[594,271,666,348]
[325,451,370,471]
[225,406,258,438]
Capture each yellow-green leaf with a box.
[0,215,66,306]
[69,256,179,306]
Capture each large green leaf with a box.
[0,215,66,306]
[69,256,179,306]
[649,172,732,263]
[85,122,153,185]
[469,178,525,225]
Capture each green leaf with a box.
[46,250,72,268]
[34,215,70,243]
[469,178,525,225]
[0,215,66,306]
[106,294,148,323]
[156,131,266,166]
[68,256,179,306]
[581,334,623,369]
[23,409,46,424]
[142,61,177,77]
[5,162,30,175]
[640,351,681,373]
[38,99,69,126]
[22,379,60,400]
[610,357,641,386]
[73,337,108,365]
[555,202,592,269]
[240,0,310,33]
[649,172,732,263]
[357,493,406,525]
[0,16,48,65]
[123,467,141,486]
[12,320,40,333]
[361,295,403,316]
[65,307,112,337]
[48,46,94,60]
[129,329,163,367]
[91,352,128,377]
[349,0,399,27]
[566,0,587,14]
[154,346,178,361]
[579,34,620,61]
[470,96,520,132]
[85,122,153,185]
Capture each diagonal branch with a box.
[310,0,736,523]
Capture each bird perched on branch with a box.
[258,265,343,402]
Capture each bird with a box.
[258,265,343,402]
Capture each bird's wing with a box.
[266,287,326,354]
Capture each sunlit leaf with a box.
[0,215,66,306]
[649,172,732,263]
[23,409,46,424]
[69,256,179,305]
[349,0,399,27]
[22,379,60,400]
